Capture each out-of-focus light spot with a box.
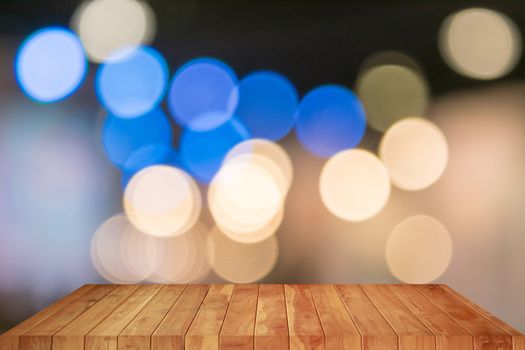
[223,207,284,244]
[102,108,172,168]
[234,71,298,140]
[225,138,293,193]
[147,222,210,283]
[206,226,278,283]
[16,27,86,103]
[124,165,201,238]
[179,118,249,183]
[71,0,156,63]
[320,149,390,221]
[168,57,238,131]
[439,8,521,80]
[91,214,160,283]
[356,64,429,132]
[295,85,366,158]
[358,50,423,75]
[380,117,448,191]
[386,215,453,283]
[209,155,285,241]
[121,144,179,188]
[96,46,168,118]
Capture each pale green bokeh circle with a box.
[356,64,429,132]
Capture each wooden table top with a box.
[0,284,523,350]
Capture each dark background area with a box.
[2,0,525,95]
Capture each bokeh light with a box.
[102,108,172,168]
[147,222,210,283]
[439,8,522,80]
[91,214,159,283]
[121,144,180,187]
[320,149,390,221]
[220,207,284,244]
[234,70,298,141]
[209,154,285,241]
[225,138,293,193]
[4,1,525,335]
[16,27,86,103]
[386,215,453,284]
[168,57,238,131]
[179,118,249,183]
[71,0,156,63]
[124,165,201,238]
[96,46,168,118]
[380,117,448,191]
[295,85,366,158]
[358,50,423,75]
[206,226,278,283]
[356,64,429,132]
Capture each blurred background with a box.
[1,0,525,333]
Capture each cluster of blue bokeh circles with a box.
[15,27,367,184]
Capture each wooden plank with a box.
[254,284,289,350]
[388,285,472,350]
[118,285,186,350]
[19,285,116,350]
[284,284,325,350]
[220,284,259,350]
[4,284,524,350]
[185,284,235,350]
[0,285,95,350]
[416,285,512,350]
[309,284,361,350]
[441,285,525,350]
[53,285,140,350]
[335,284,398,350]
[362,284,436,350]
[85,285,163,350]
[151,285,210,350]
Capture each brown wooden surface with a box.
[362,284,435,349]
[285,284,325,350]
[335,285,397,350]
[152,284,210,350]
[220,284,258,350]
[255,284,289,350]
[1,284,523,350]
[185,284,234,349]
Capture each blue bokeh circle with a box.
[295,85,366,158]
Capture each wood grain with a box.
[85,285,162,350]
[118,285,186,350]
[53,285,140,350]
[335,284,398,350]
[284,284,325,350]
[255,284,289,350]
[0,285,95,350]
[416,285,513,350]
[220,284,259,350]
[185,284,235,349]
[440,285,525,350]
[388,285,472,350]
[151,284,210,350]
[20,285,116,350]
[2,284,523,350]
[361,284,436,350]
[309,284,361,350]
